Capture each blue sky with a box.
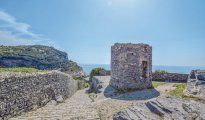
[0,0,204,66]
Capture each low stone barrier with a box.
[0,71,79,119]
[152,73,188,82]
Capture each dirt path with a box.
[10,89,99,120]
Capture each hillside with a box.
[0,45,85,76]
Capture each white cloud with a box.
[0,10,56,47]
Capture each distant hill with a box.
[0,45,85,76]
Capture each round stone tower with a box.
[110,43,152,90]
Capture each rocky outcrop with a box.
[152,73,188,82]
[0,45,85,76]
[0,71,81,119]
[113,97,205,120]
[184,70,205,100]
[89,76,106,93]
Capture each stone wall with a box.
[110,43,152,90]
[0,71,80,119]
[152,73,188,82]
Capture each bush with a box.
[89,67,105,81]
[154,69,168,74]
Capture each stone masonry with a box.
[110,43,152,90]
[152,73,188,82]
[0,71,80,119]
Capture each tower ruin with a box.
[110,43,152,90]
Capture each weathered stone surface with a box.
[90,76,106,93]
[152,73,188,82]
[0,45,85,76]
[113,97,205,120]
[0,71,80,119]
[184,70,205,100]
[110,43,152,90]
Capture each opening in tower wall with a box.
[142,61,148,79]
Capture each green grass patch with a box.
[169,84,186,97]
[152,81,165,88]
[0,67,47,72]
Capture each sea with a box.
[80,64,205,74]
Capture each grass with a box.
[0,67,47,72]
[152,81,165,88]
[169,84,186,97]
[168,84,205,103]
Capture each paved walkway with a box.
[10,89,99,120]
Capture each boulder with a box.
[113,97,205,120]
[184,70,205,100]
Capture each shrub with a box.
[89,67,105,81]
[154,69,168,74]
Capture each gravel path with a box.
[10,89,99,120]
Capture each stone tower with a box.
[110,43,152,90]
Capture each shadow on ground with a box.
[103,85,160,101]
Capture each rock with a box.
[184,70,205,100]
[113,104,160,120]
[89,76,105,93]
[77,80,85,90]
[46,100,57,106]
[0,45,85,76]
[113,97,205,120]
[56,95,64,103]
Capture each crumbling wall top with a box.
[112,43,151,49]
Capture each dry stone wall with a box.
[152,73,188,82]
[0,71,79,119]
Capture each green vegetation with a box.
[84,82,90,88]
[89,67,105,81]
[73,76,84,80]
[169,84,205,103]
[0,67,47,72]
[152,81,165,88]
[154,70,169,74]
[169,84,186,97]
[72,76,90,88]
